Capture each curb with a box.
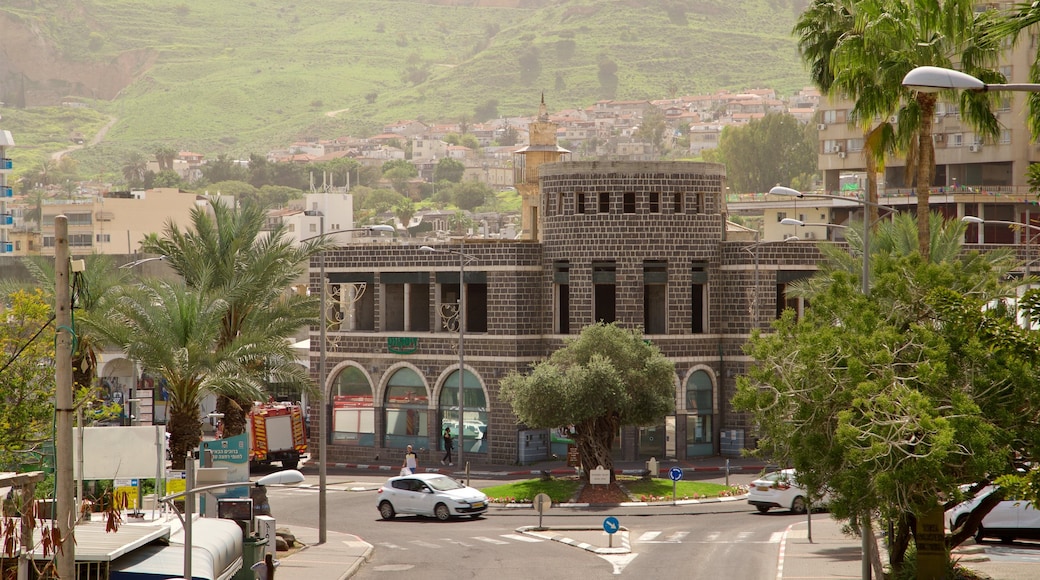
[517,525,631,554]
[491,492,749,509]
[305,463,768,478]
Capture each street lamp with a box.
[420,242,478,476]
[902,66,1040,93]
[160,468,304,580]
[769,186,896,296]
[119,255,166,269]
[312,222,394,544]
[961,215,1040,282]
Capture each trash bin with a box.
[233,536,269,580]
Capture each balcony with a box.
[0,214,11,226]
[0,185,11,197]
[0,158,11,171]
[0,242,12,254]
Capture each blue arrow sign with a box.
[603,516,620,535]
[669,467,684,481]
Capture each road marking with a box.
[736,531,754,542]
[637,531,661,542]
[768,532,784,544]
[667,531,689,542]
[704,531,721,542]
[473,536,510,545]
[410,540,442,549]
[377,542,407,550]
[600,553,638,575]
[501,533,544,543]
[441,538,473,547]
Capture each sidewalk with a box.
[276,526,372,580]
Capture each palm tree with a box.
[121,152,147,187]
[139,199,329,438]
[86,280,270,468]
[795,0,1005,261]
[154,146,178,172]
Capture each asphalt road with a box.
[264,471,800,579]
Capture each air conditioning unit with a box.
[838,151,847,159]
[968,144,981,152]
[805,231,817,240]
[817,123,827,131]
[832,144,842,153]
[933,133,944,142]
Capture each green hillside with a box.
[0,0,810,180]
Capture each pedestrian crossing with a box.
[374,529,782,552]
[635,530,784,544]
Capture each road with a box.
[264,471,799,579]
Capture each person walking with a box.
[441,427,454,466]
[402,445,418,474]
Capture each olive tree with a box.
[501,323,675,481]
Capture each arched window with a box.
[438,370,488,454]
[332,366,375,446]
[685,370,714,457]
[384,368,429,449]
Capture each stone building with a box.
[308,157,827,467]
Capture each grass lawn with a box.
[480,476,746,504]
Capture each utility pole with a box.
[54,215,75,578]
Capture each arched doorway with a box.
[438,369,487,454]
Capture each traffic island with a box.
[517,525,631,554]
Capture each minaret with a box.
[513,94,569,241]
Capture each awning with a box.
[110,517,242,580]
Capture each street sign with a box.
[590,465,610,485]
[669,467,683,481]
[603,516,620,535]
[533,493,552,514]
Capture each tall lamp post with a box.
[312,222,394,544]
[160,469,304,580]
[902,65,1040,93]
[769,186,895,296]
[420,242,478,475]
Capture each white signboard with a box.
[73,425,164,480]
[590,465,610,485]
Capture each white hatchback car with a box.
[376,473,489,521]
[748,468,828,514]
[946,486,1040,543]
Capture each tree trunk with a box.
[218,395,249,438]
[915,93,937,262]
[575,416,619,482]
[168,405,202,470]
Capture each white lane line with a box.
[637,531,662,542]
[377,542,407,550]
[501,533,544,543]
[410,540,441,549]
[667,531,689,542]
[473,536,510,545]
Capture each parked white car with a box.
[946,486,1040,543]
[748,468,828,514]
[376,473,488,521]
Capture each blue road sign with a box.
[669,467,684,481]
[603,516,620,535]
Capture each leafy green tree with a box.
[501,323,675,481]
[269,161,308,190]
[247,153,271,188]
[257,185,303,208]
[139,199,326,440]
[452,181,492,211]
[205,180,258,202]
[518,45,540,84]
[635,107,667,154]
[0,290,57,469]
[121,153,147,188]
[734,214,1029,573]
[152,169,183,189]
[381,159,417,177]
[202,154,248,184]
[434,158,465,183]
[359,187,408,214]
[717,113,816,193]
[154,146,178,171]
[497,126,520,147]
[474,99,499,123]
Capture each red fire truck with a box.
[247,401,308,470]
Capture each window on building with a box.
[43,237,54,248]
[674,192,684,214]
[328,274,375,331]
[1000,129,1011,145]
[685,370,714,456]
[643,260,667,334]
[382,273,430,332]
[690,192,703,214]
[384,367,429,449]
[598,192,610,213]
[623,192,636,214]
[649,192,660,213]
[439,369,488,454]
[557,192,564,216]
[776,273,810,320]
[332,366,375,446]
[691,263,707,333]
[67,213,92,226]
[69,234,92,247]
[593,260,616,323]
[436,272,487,333]
[554,260,570,334]
[95,234,111,243]
[577,192,587,214]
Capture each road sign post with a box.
[669,467,683,505]
[603,516,619,548]
[533,492,551,530]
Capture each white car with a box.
[946,486,1040,543]
[376,473,489,521]
[748,468,828,514]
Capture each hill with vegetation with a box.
[0,0,810,181]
